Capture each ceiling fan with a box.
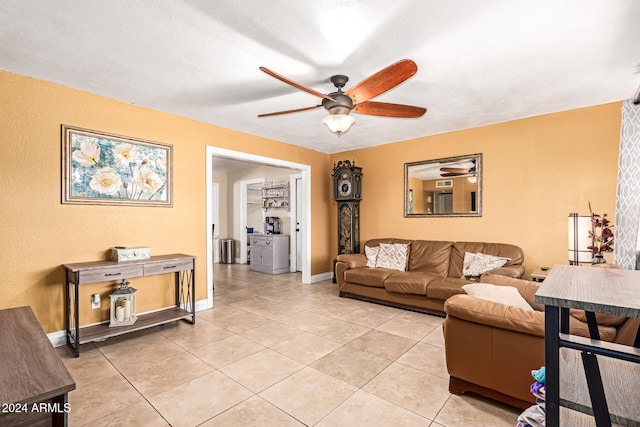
[439,163,476,177]
[440,167,470,177]
[258,59,427,136]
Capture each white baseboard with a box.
[310,271,333,283]
[195,299,210,312]
[48,299,210,347]
[48,329,67,348]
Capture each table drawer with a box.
[77,264,144,284]
[144,258,193,276]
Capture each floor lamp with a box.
[568,213,592,265]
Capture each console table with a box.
[63,254,196,357]
[535,265,640,426]
[0,306,75,427]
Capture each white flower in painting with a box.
[72,139,101,166]
[90,167,122,195]
[133,167,164,194]
[156,154,167,172]
[113,143,138,166]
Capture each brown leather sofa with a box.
[336,238,525,315]
[443,273,640,408]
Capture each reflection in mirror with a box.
[405,153,482,217]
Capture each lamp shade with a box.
[568,213,593,264]
[322,114,355,136]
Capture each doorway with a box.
[205,146,312,308]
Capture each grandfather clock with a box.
[332,160,362,255]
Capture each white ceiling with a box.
[2,0,639,154]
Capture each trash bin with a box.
[220,239,235,264]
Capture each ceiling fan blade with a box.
[440,167,469,174]
[346,59,418,105]
[352,101,426,118]
[259,67,336,102]
[258,105,322,118]
[441,173,465,177]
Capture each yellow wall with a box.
[331,102,621,276]
[0,71,332,333]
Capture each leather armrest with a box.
[481,264,525,279]
[444,294,545,338]
[444,294,619,342]
[336,254,367,269]
[335,254,366,287]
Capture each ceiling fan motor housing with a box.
[322,92,353,115]
[322,74,353,115]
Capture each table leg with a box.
[74,281,80,357]
[66,277,80,358]
[191,267,196,324]
[51,393,69,427]
[581,352,611,427]
[545,305,560,427]
[585,311,601,340]
[65,280,70,349]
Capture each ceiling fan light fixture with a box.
[323,114,355,137]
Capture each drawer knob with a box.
[105,272,121,277]
[164,265,177,269]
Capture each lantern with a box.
[109,279,137,327]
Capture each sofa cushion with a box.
[462,283,533,311]
[449,242,524,278]
[344,268,394,288]
[407,240,453,277]
[383,271,437,295]
[425,277,470,300]
[462,252,510,278]
[376,243,409,271]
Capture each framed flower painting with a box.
[62,125,173,207]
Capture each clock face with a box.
[338,179,352,197]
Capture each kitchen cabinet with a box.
[249,234,289,274]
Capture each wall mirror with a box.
[404,153,482,217]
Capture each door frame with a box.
[240,178,265,264]
[289,173,302,272]
[205,146,312,308]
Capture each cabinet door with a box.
[249,245,261,270]
[261,245,273,267]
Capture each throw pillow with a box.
[375,243,409,271]
[462,283,533,311]
[462,252,510,278]
[365,245,379,268]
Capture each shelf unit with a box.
[247,184,263,206]
[62,254,196,357]
[262,181,289,210]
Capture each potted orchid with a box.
[586,202,614,264]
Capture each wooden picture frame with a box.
[62,125,173,207]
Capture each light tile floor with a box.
[56,264,521,426]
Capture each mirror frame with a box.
[404,153,482,217]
